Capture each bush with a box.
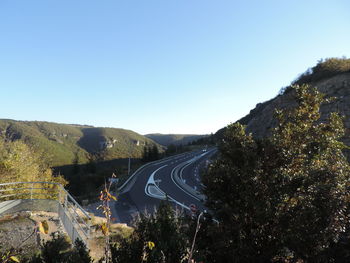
[0,140,67,199]
[111,201,189,263]
[25,235,93,263]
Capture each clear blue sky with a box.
[0,1,349,135]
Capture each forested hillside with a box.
[145,133,207,146]
[0,119,159,167]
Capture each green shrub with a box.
[25,235,93,263]
[110,201,189,263]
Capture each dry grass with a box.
[88,214,134,261]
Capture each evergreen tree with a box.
[142,146,149,162]
[86,154,97,173]
[202,85,350,261]
[72,151,80,175]
[150,145,159,161]
[165,144,176,156]
[142,145,160,162]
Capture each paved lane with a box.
[114,148,216,224]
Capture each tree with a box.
[0,140,66,189]
[111,201,188,263]
[202,85,350,261]
[165,144,176,156]
[142,146,150,162]
[142,145,160,162]
[72,151,80,175]
[150,145,159,161]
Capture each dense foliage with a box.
[111,202,189,263]
[24,236,93,263]
[0,140,66,186]
[202,84,350,261]
[0,139,66,201]
[142,145,160,162]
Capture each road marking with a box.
[144,165,168,199]
[171,162,202,201]
[142,149,217,211]
[119,151,192,192]
[169,149,217,201]
[144,164,190,210]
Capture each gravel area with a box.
[0,211,67,258]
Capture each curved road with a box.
[114,148,216,224]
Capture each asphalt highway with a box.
[114,148,217,224]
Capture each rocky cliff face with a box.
[243,73,350,146]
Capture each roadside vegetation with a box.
[2,61,350,261]
[0,140,67,198]
[201,84,350,261]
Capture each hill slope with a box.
[243,73,350,142]
[216,58,350,148]
[145,133,207,146]
[0,119,158,166]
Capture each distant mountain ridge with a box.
[145,133,207,146]
[0,119,159,167]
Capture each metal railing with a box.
[0,182,91,246]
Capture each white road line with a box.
[143,149,216,211]
[169,149,216,201]
[171,162,202,201]
[144,164,190,211]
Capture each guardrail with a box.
[0,182,91,246]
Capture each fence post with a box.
[30,183,34,200]
[64,194,68,212]
[58,187,61,203]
